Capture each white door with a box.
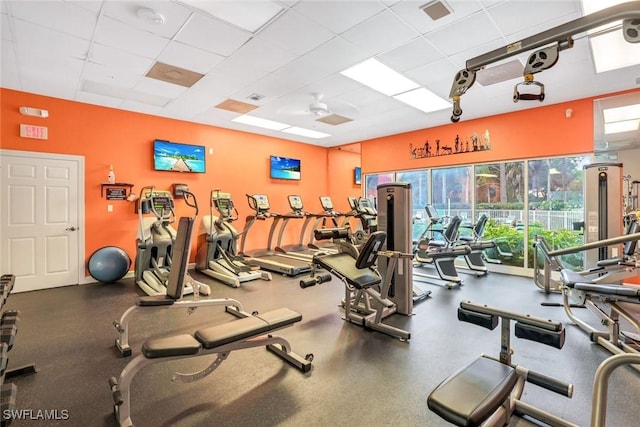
[0,150,84,292]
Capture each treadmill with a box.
[274,195,331,261]
[238,194,311,276]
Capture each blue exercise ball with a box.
[88,246,131,283]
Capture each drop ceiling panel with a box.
[389,0,484,35]
[424,11,503,56]
[292,0,386,34]
[89,43,154,75]
[161,89,224,119]
[81,61,144,89]
[341,9,419,56]
[75,91,124,109]
[174,12,251,57]
[119,99,164,116]
[19,58,84,99]
[0,41,19,89]
[135,75,189,99]
[219,37,297,75]
[1,14,12,40]
[300,36,369,75]
[256,9,336,56]
[158,41,224,74]
[406,58,461,89]
[378,37,444,72]
[12,19,89,61]
[487,0,581,37]
[8,0,96,40]
[101,0,193,38]
[94,16,170,59]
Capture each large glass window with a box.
[475,162,525,267]
[364,172,395,207]
[431,166,472,220]
[528,157,588,269]
[396,169,429,241]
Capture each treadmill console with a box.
[319,196,333,211]
[288,195,304,213]
[252,194,270,213]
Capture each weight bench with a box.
[109,308,312,427]
[114,217,251,357]
[428,301,576,427]
[300,230,412,341]
[560,268,640,359]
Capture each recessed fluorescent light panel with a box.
[603,104,640,123]
[282,127,330,139]
[178,0,283,33]
[604,119,640,134]
[232,115,290,131]
[581,0,640,73]
[340,58,419,96]
[393,87,451,113]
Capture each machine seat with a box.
[142,334,201,359]
[427,356,518,427]
[195,308,302,349]
[315,253,381,290]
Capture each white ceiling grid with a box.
[0,0,638,148]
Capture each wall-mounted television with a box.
[270,155,301,180]
[153,140,206,173]
[354,167,361,185]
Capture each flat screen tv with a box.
[270,155,301,180]
[354,167,361,185]
[153,140,206,173]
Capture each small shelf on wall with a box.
[101,183,134,200]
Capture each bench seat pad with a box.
[428,357,517,427]
[315,253,380,290]
[195,308,302,350]
[142,334,201,359]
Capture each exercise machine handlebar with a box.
[547,232,640,257]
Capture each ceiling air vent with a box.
[316,114,353,126]
[215,99,259,114]
[146,62,204,88]
[420,1,452,21]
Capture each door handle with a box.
[65,226,77,231]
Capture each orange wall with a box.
[360,98,594,173]
[1,89,359,271]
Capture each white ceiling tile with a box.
[341,9,419,57]
[194,62,268,98]
[89,43,154,75]
[449,37,509,70]
[135,76,189,99]
[0,41,19,89]
[390,0,484,35]
[256,9,335,56]
[19,57,84,98]
[94,16,170,59]
[65,1,103,15]
[405,58,460,90]
[175,12,251,57]
[75,91,125,109]
[378,37,443,72]
[1,1,9,15]
[102,0,194,39]
[1,14,12,40]
[119,99,164,116]
[487,0,581,38]
[12,19,89,61]
[81,61,143,89]
[425,11,503,56]
[301,36,370,74]
[9,0,96,40]
[213,37,297,75]
[158,41,224,74]
[293,0,386,34]
[161,89,224,119]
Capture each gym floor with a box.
[4,267,640,426]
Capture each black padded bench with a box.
[142,308,302,358]
[561,269,640,299]
[110,307,311,427]
[428,356,518,427]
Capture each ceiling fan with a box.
[278,93,358,124]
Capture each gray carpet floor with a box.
[3,267,640,426]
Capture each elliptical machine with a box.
[134,186,204,296]
[196,190,271,287]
